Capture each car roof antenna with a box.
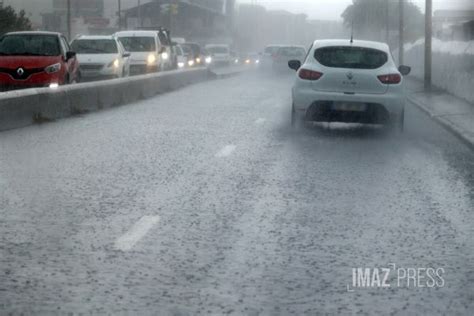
[350,21,354,44]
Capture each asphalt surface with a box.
[1,70,473,315]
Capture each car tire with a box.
[387,110,404,134]
[291,103,302,129]
[73,72,81,84]
[398,109,405,133]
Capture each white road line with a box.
[215,145,236,158]
[115,215,160,251]
[255,118,266,124]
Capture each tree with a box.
[0,6,32,35]
[341,0,423,44]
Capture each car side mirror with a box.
[123,52,131,58]
[66,51,76,60]
[398,65,411,76]
[159,46,166,54]
[288,60,301,71]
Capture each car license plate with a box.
[332,102,367,112]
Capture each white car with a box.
[71,35,130,81]
[290,39,411,131]
[173,44,187,69]
[261,44,283,69]
[205,44,231,66]
[114,30,166,75]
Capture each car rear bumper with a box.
[293,86,405,123]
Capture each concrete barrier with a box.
[0,67,210,132]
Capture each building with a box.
[122,0,235,44]
[434,9,474,41]
[234,4,345,53]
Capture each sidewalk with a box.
[405,77,474,149]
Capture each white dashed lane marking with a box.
[115,216,160,251]
[215,145,236,158]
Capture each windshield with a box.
[182,44,201,56]
[181,45,191,54]
[71,39,118,54]
[117,36,155,52]
[207,46,229,54]
[0,34,60,56]
[314,46,388,69]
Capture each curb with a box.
[408,95,474,150]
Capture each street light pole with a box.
[399,0,404,65]
[385,0,389,43]
[118,0,122,30]
[137,0,142,28]
[424,0,432,90]
[67,0,71,39]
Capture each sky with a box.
[238,0,474,20]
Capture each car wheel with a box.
[291,103,302,129]
[398,109,405,133]
[74,72,81,84]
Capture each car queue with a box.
[0,28,226,92]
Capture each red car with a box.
[0,31,79,91]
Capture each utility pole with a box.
[67,0,71,40]
[424,0,432,90]
[385,0,389,44]
[118,0,122,30]
[398,0,404,65]
[137,0,142,28]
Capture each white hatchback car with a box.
[71,35,130,81]
[289,39,411,131]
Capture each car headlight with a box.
[196,57,201,64]
[205,57,212,64]
[255,59,260,64]
[147,54,156,65]
[188,60,195,67]
[178,62,185,68]
[45,63,61,74]
[234,59,239,64]
[108,59,120,68]
[161,52,169,60]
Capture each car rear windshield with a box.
[118,37,155,52]
[278,47,306,58]
[207,47,229,54]
[264,46,280,54]
[71,39,118,54]
[314,46,388,69]
[0,34,60,56]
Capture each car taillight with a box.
[298,69,323,81]
[378,73,401,84]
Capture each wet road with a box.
[1,71,473,315]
